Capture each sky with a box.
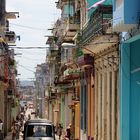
[6,0,61,80]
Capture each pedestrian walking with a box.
[0,119,4,140]
[57,123,63,140]
[11,122,17,140]
[65,124,71,140]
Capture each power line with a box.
[15,50,46,55]
[9,46,50,49]
[9,23,48,31]
[21,56,45,62]
[18,64,35,73]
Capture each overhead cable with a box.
[9,23,48,31]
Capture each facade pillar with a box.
[106,71,111,140]
[97,73,101,140]
[111,70,115,140]
[94,70,98,140]
[101,72,107,140]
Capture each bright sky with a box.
[6,0,60,80]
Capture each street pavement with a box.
[4,133,61,140]
[4,132,23,140]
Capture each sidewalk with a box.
[4,132,12,140]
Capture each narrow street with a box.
[1,0,140,140]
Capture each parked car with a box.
[23,118,55,140]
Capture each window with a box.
[26,125,52,137]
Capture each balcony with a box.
[50,92,57,100]
[9,58,15,66]
[63,68,80,81]
[5,31,16,45]
[0,75,8,83]
[5,12,19,19]
[80,5,112,45]
[46,36,58,45]
[63,17,80,42]
[56,0,69,9]
[77,54,94,67]
[72,96,80,104]
[54,75,71,86]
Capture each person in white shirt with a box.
[0,119,4,140]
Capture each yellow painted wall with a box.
[75,103,80,140]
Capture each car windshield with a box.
[26,124,53,137]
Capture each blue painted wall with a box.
[120,37,140,140]
[113,0,140,25]
[120,43,130,140]
[124,0,140,24]
[130,40,140,140]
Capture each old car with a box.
[23,118,55,140]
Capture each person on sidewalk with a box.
[0,119,4,140]
[11,122,17,140]
[65,124,71,140]
[57,123,63,140]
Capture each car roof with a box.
[25,118,53,125]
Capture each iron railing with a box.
[80,5,112,44]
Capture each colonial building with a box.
[46,0,120,140]
[0,0,20,136]
[35,64,49,118]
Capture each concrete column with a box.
[102,72,107,140]
[107,71,111,140]
[104,73,107,140]
[112,71,115,140]
[116,70,119,140]
[94,71,98,140]
[98,73,102,140]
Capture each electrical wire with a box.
[18,64,35,73]
[9,23,48,31]
[20,56,45,62]
[9,46,49,49]
[15,50,46,55]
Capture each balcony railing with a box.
[54,75,71,86]
[63,68,80,81]
[80,5,112,44]
[62,16,80,41]
[5,31,16,44]
[77,54,94,67]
